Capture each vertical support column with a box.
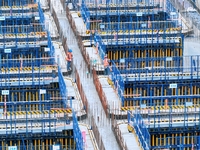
[18,140,20,150]
[34,140,36,150]
[69,130,72,148]
[39,90,41,111]
[4,95,6,117]
[42,141,44,150]
[152,134,154,147]
[46,139,48,150]
[38,140,40,150]
[49,139,52,149]
[2,141,4,150]
[65,134,68,149]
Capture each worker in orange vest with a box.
[66,49,73,70]
[103,55,110,75]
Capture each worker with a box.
[66,49,73,71]
[103,55,109,75]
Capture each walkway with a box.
[50,0,120,149]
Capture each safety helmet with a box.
[68,49,72,52]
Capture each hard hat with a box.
[68,49,72,52]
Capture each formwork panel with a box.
[0,130,75,150]
[95,34,184,61]
[81,0,178,31]
[0,0,84,149]
[128,111,200,150]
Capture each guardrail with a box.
[58,65,69,108]
[128,111,150,150]
[92,69,109,117]
[75,67,89,113]
[62,37,69,54]
[73,111,84,150]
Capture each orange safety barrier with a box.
[75,68,89,113]
[62,37,69,54]
[92,69,109,116]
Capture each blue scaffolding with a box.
[128,111,150,150]
[0,0,78,149]
[128,106,200,149]
[58,65,69,108]
[111,55,200,107]
[0,0,35,6]
[81,0,180,31]
[81,2,91,29]
[73,111,84,150]
[94,32,184,62]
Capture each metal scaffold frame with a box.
[73,111,84,150]
[94,32,184,62]
[0,31,55,60]
[128,111,150,150]
[81,0,180,32]
[0,0,78,149]
[58,65,69,108]
[38,2,45,30]
[111,55,200,107]
[111,61,125,105]
[81,2,91,29]
[0,110,74,149]
[0,61,73,148]
[0,3,41,26]
[0,24,44,34]
[0,0,35,6]
[128,106,200,149]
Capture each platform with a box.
[79,124,99,150]
[114,121,141,150]
[89,10,159,16]
[0,40,48,48]
[64,77,86,117]
[71,12,87,36]
[0,122,74,134]
[85,3,160,9]
[98,77,127,115]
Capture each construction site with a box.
[0,0,200,149]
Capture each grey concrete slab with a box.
[119,123,141,150]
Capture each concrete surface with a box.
[119,123,141,150]
[79,124,99,150]
[49,0,120,149]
